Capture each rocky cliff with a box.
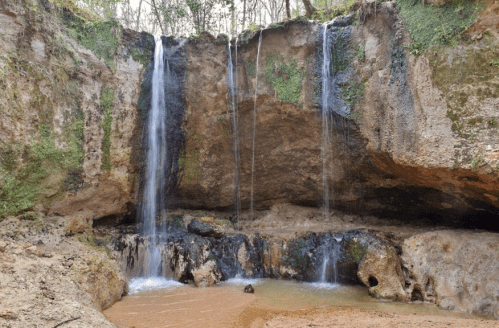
[0,0,153,223]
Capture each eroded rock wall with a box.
[0,0,152,221]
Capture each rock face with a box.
[173,2,499,230]
[0,0,151,222]
[0,216,128,327]
[401,231,499,319]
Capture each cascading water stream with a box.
[228,38,241,221]
[321,23,331,220]
[250,30,263,219]
[142,37,167,277]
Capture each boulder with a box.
[355,235,407,301]
[244,284,254,293]
[187,217,225,239]
[401,231,499,319]
[191,260,222,287]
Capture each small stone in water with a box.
[244,284,254,293]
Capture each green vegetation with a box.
[169,214,184,228]
[396,0,483,54]
[283,238,308,271]
[130,37,155,68]
[265,52,304,104]
[471,156,484,171]
[487,118,498,128]
[63,11,120,72]
[344,239,367,263]
[248,23,260,32]
[0,122,84,217]
[357,44,365,62]
[432,43,499,136]
[342,78,368,109]
[100,85,114,171]
[247,61,256,77]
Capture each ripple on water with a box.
[222,277,262,286]
[128,277,183,294]
[308,282,341,290]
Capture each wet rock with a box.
[244,284,254,293]
[188,218,225,239]
[401,231,499,319]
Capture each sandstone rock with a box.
[24,245,41,257]
[191,260,221,287]
[356,236,407,301]
[65,211,95,235]
[187,217,225,238]
[0,241,7,252]
[401,231,499,319]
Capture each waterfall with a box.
[141,37,167,277]
[250,30,263,219]
[228,38,241,221]
[321,23,331,220]
[319,235,342,285]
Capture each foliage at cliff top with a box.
[396,0,484,54]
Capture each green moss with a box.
[432,43,499,136]
[247,60,256,77]
[487,117,498,128]
[396,0,483,54]
[283,238,308,271]
[344,239,367,263]
[100,85,114,171]
[467,117,483,126]
[265,52,304,104]
[447,110,460,122]
[130,37,154,68]
[63,12,120,73]
[357,44,365,62]
[0,122,84,217]
[471,156,484,171]
[169,214,184,228]
[342,78,367,109]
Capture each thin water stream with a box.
[250,30,263,219]
[321,23,331,220]
[228,38,241,220]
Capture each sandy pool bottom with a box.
[104,279,497,328]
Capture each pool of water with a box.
[219,278,478,317]
[105,278,487,328]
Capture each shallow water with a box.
[105,279,486,328]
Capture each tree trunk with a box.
[150,0,166,35]
[136,0,143,31]
[285,0,291,19]
[301,0,315,17]
[242,0,247,30]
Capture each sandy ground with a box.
[104,284,498,328]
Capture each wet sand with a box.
[104,280,498,328]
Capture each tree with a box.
[301,0,315,17]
